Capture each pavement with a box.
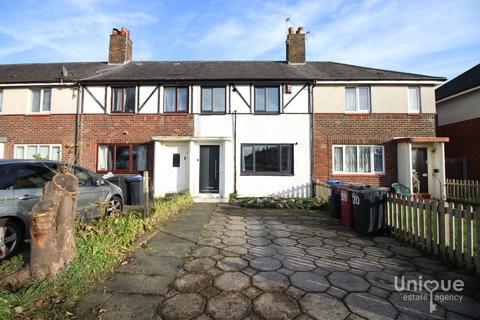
[75,203,480,320]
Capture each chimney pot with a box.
[288,27,295,34]
[112,28,120,35]
[296,27,304,34]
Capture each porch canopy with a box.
[392,136,449,199]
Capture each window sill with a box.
[163,112,189,116]
[109,112,136,116]
[408,112,421,116]
[200,112,226,115]
[27,113,51,117]
[240,172,294,176]
[344,112,371,115]
[253,112,281,115]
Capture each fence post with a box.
[426,200,432,253]
[447,202,455,262]
[455,204,464,267]
[465,206,473,270]
[419,199,425,249]
[438,201,446,259]
[475,209,480,274]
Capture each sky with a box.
[0,0,479,81]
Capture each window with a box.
[255,86,280,113]
[241,144,293,175]
[15,163,56,189]
[97,144,147,173]
[408,87,421,113]
[164,87,188,113]
[0,164,15,190]
[112,87,136,113]
[31,88,51,113]
[14,144,61,160]
[73,166,94,187]
[201,87,226,113]
[172,153,180,167]
[333,145,384,174]
[0,89,3,112]
[345,87,370,112]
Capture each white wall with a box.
[437,89,480,126]
[397,142,413,192]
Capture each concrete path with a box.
[74,203,215,320]
[76,203,480,320]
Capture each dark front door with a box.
[412,148,428,193]
[200,145,220,193]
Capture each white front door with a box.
[162,144,188,193]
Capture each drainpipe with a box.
[74,83,82,164]
[233,110,237,194]
[309,81,317,197]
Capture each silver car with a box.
[0,160,124,261]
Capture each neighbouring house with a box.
[0,26,448,200]
[436,64,480,180]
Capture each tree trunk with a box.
[1,173,78,291]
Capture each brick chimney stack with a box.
[286,26,305,64]
[108,27,133,64]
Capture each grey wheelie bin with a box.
[351,186,389,235]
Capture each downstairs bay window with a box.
[241,144,293,175]
[97,144,147,173]
[333,145,384,174]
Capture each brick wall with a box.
[437,117,480,180]
[78,114,194,173]
[0,114,77,160]
[314,113,437,186]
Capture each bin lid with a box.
[327,179,347,185]
[126,175,143,182]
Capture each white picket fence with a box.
[387,194,480,273]
[446,179,480,202]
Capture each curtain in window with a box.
[112,88,123,112]
[280,145,293,172]
[255,88,265,111]
[345,146,357,172]
[51,146,61,161]
[98,145,113,171]
[27,146,37,159]
[373,147,384,172]
[164,88,176,112]
[42,89,51,112]
[242,146,254,171]
[15,146,25,159]
[137,145,147,171]
[266,87,279,112]
[32,89,41,112]
[39,146,50,159]
[408,87,419,111]
[358,87,370,111]
[334,147,343,172]
[359,146,371,173]
[178,88,188,111]
[345,88,356,111]
[202,88,212,111]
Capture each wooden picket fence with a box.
[446,179,480,203]
[387,193,480,273]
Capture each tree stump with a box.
[2,173,78,291]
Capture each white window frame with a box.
[0,142,4,159]
[332,145,385,175]
[345,86,371,113]
[30,88,52,114]
[0,89,3,113]
[14,144,62,160]
[408,86,421,113]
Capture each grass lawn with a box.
[0,193,192,320]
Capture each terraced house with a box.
[0,27,448,200]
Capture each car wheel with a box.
[0,220,23,261]
[106,196,123,215]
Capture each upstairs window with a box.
[408,87,421,113]
[165,87,188,113]
[97,144,147,173]
[255,86,280,113]
[333,145,384,174]
[0,89,3,112]
[201,87,226,113]
[31,88,51,113]
[345,87,370,112]
[112,87,136,113]
[241,144,293,175]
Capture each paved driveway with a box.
[159,204,480,320]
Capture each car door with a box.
[0,164,17,219]
[13,163,55,221]
[73,166,105,219]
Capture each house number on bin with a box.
[341,192,347,202]
[352,195,360,205]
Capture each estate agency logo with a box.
[394,275,464,313]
